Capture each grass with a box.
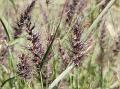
[0,0,120,89]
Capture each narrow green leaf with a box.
[0,18,10,41]
[0,76,16,88]
[39,0,68,70]
[0,17,13,41]
[39,24,59,70]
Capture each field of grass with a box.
[0,0,120,89]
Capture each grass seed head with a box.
[14,0,36,38]
[17,54,32,79]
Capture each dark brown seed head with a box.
[0,40,8,65]
[17,54,32,79]
[14,0,36,38]
[65,0,87,25]
[58,42,70,68]
[71,18,85,65]
[99,21,107,50]
[26,22,44,71]
[28,31,44,70]
[113,32,120,55]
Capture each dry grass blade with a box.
[82,0,116,42]
[48,44,93,89]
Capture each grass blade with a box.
[81,0,116,42]
[39,0,68,70]
[0,76,16,88]
[0,17,13,41]
[48,63,75,89]
[0,18,11,41]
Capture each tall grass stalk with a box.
[48,0,115,88]
[82,0,116,42]
[61,0,112,44]
[48,63,75,89]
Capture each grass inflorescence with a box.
[0,0,119,89]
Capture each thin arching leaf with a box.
[0,17,12,41]
[0,76,16,88]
